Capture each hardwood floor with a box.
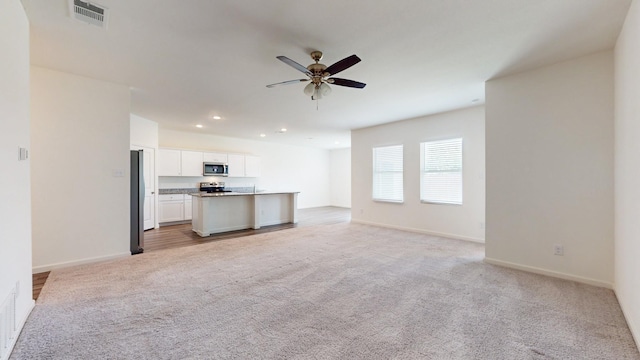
[142,222,296,252]
[32,206,350,300]
[296,206,353,226]
[32,271,50,300]
[143,206,350,252]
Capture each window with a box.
[420,138,463,205]
[372,145,403,202]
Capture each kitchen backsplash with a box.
[158,176,257,190]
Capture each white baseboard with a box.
[350,219,485,244]
[32,252,130,274]
[484,257,614,289]
[1,299,34,360]
[259,219,291,227]
[614,289,640,352]
[159,220,190,227]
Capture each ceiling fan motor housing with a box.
[307,63,327,85]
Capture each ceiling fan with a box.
[266,51,366,100]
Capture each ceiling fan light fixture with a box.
[319,82,331,96]
[303,82,315,96]
[312,87,322,100]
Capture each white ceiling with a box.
[21,0,631,149]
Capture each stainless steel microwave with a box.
[203,162,228,176]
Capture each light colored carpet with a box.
[11,223,639,359]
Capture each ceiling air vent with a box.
[69,0,109,28]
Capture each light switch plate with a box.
[18,147,28,161]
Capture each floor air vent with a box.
[0,290,16,360]
[69,0,109,28]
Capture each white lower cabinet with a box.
[184,195,192,220]
[159,194,186,223]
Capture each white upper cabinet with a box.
[228,154,260,177]
[158,148,260,178]
[157,149,181,176]
[203,152,228,163]
[181,150,204,176]
[227,154,245,177]
[244,155,261,177]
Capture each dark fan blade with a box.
[266,79,309,88]
[276,56,312,76]
[324,55,361,76]
[329,78,366,89]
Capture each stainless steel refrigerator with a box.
[130,150,144,254]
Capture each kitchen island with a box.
[191,191,299,237]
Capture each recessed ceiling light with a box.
[281,128,287,132]
[196,124,203,128]
[334,141,340,145]
[260,134,266,137]
[212,115,221,120]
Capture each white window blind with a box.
[420,138,462,205]
[372,145,403,202]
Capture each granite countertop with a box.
[158,188,198,195]
[159,188,298,197]
[192,191,299,197]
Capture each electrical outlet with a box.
[553,244,564,256]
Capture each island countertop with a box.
[191,191,300,197]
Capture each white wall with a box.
[0,1,33,357]
[130,113,159,149]
[351,106,485,242]
[158,129,331,209]
[485,51,614,288]
[31,67,131,272]
[614,0,640,347]
[330,148,351,208]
